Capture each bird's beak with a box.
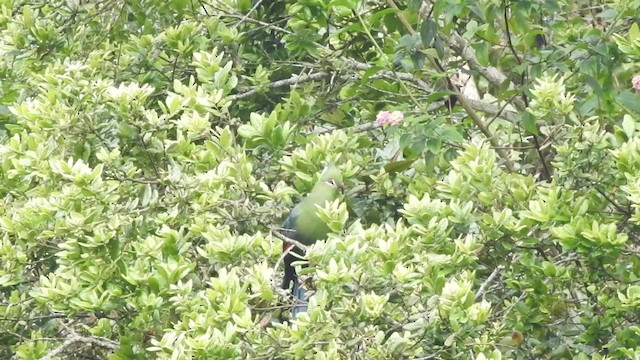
[337,182,346,191]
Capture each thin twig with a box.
[341,57,433,92]
[271,228,308,251]
[229,72,331,101]
[232,0,264,29]
[503,2,522,66]
[475,265,504,300]
[312,96,520,135]
[314,100,446,134]
[208,4,293,34]
[449,30,552,179]
[445,33,526,111]
[389,0,514,171]
[272,242,294,288]
[40,334,118,360]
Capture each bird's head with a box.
[314,163,345,194]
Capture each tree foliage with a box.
[1,0,640,358]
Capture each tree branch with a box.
[340,58,433,93]
[271,228,308,251]
[314,100,445,135]
[386,0,514,171]
[228,55,521,136]
[421,0,553,178]
[227,56,521,142]
[312,97,519,135]
[444,28,553,179]
[445,33,527,111]
[40,334,118,360]
[475,265,504,300]
[229,72,332,101]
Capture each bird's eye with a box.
[325,178,336,187]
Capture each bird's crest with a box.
[320,164,331,177]
[318,163,342,183]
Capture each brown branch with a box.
[229,72,332,101]
[314,120,380,135]
[424,1,555,178]
[387,0,514,172]
[271,227,308,251]
[40,333,118,360]
[445,32,554,179]
[228,55,520,134]
[475,265,504,300]
[229,59,435,103]
[467,99,519,123]
[314,100,446,135]
[314,97,518,136]
[445,33,527,111]
[231,0,265,29]
[342,59,520,122]
[228,55,521,147]
[503,3,522,66]
[207,3,293,35]
[341,57,433,92]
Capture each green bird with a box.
[281,163,344,319]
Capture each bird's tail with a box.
[282,244,308,320]
[291,277,308,319]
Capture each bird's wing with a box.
[281,202,302,240]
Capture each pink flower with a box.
[375,110,404,126]
[633,75,640,91]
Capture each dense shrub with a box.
[1,0,640,358]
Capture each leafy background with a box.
[1,0,640,358]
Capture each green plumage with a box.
[281,163,344,319]
[283,164,343,244]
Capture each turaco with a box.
[280,163,344,319]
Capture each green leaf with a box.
[579,95,599,116]
[332,22,364,38]
[616,91,640,115]
[462,20,478,40]
[0,274,20,287]
[410,53,426,70]
[369,8,397,26]
[439,128,463,143]
[475,42,489,67]
[171,0,190,11]
[237,124,259,139]
[521,111,538,135]
[622,115,636,137]
[477,22,501,44]
[361,66,384,84]
[613,129,628,146]
[420,19,437,47]
[329,0,358,10]
[584,74,603,97]
[629,23,640,43]
[434,36,445,59]
[148,276,162,292]
[399,133,412,149]
[444,333,456,347]
[407,0,422,11]
[426,137,442,153]
[426,90,456,103]
[384,159,416,175]
[405,141,423,158]
[108,238,121,260]
[141,184,152,206]
[397,33,421,50]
